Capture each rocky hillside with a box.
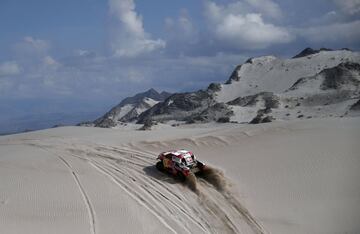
[137,48,359,126]
[215,48,359,103]
[81,89,171,128]
[228,61,360,123]
[85,48,360,129]
[136,89,233,124]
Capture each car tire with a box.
[156,161,164,171]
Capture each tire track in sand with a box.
[67,150,208,233]
[34,145,97,234]
[73,145,257,233]
[33,140,266,234]
[115,145,266,233]
[88,160,179,234]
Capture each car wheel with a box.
[156,161,164,171]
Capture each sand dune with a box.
[1,117,359,233]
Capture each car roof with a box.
[163,150,192,158]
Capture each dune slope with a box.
[1,117,359,234]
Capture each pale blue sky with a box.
[0,0,359,131]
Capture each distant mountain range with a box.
[83,48,360,129]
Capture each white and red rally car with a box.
[156,149,205,180]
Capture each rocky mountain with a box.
[86,48,360,129]
[83,89,171,128]
[136,90,224,124]
[136,48,359,126]
[228,61,360,123]
[215,48,359,103]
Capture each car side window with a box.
[172,156,182,164]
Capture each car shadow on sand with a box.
[143,165,184,185]
[143,165,200,193]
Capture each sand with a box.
[1,117,359,234]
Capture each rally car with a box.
[156,149,205,180]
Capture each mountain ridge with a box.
[83,48,360,129]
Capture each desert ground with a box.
[1,117,359,234]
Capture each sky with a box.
[0,0,360,129]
